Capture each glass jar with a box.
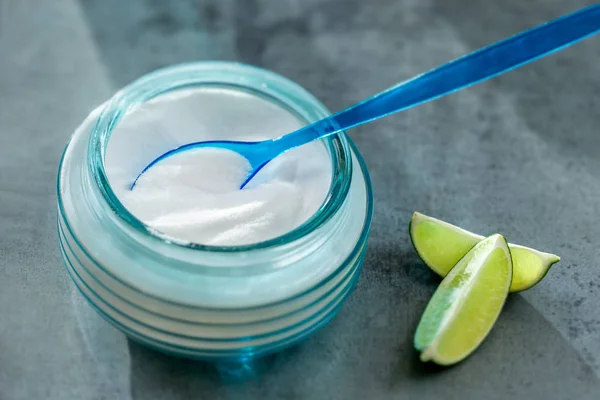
[57,62,373,362]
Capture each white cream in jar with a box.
[105,87,332,246]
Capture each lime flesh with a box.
[414,234,512,365]
[409,212,560,292]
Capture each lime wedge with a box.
[415,234,512,365]
[409,212,560,292]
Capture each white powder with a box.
[105,87,332,246]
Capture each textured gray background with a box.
[1,0,600,399]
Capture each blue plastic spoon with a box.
[132,5,600,190]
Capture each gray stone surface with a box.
[1,0,600,398]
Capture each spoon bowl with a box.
[131,140,270,190]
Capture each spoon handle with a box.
[271,4,600,152]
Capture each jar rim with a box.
[88,61,353,252]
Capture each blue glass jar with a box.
[57,62,373,362]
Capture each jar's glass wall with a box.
[57,62,374,360]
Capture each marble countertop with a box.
[2,0,600,398]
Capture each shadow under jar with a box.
[57,62,373,366]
